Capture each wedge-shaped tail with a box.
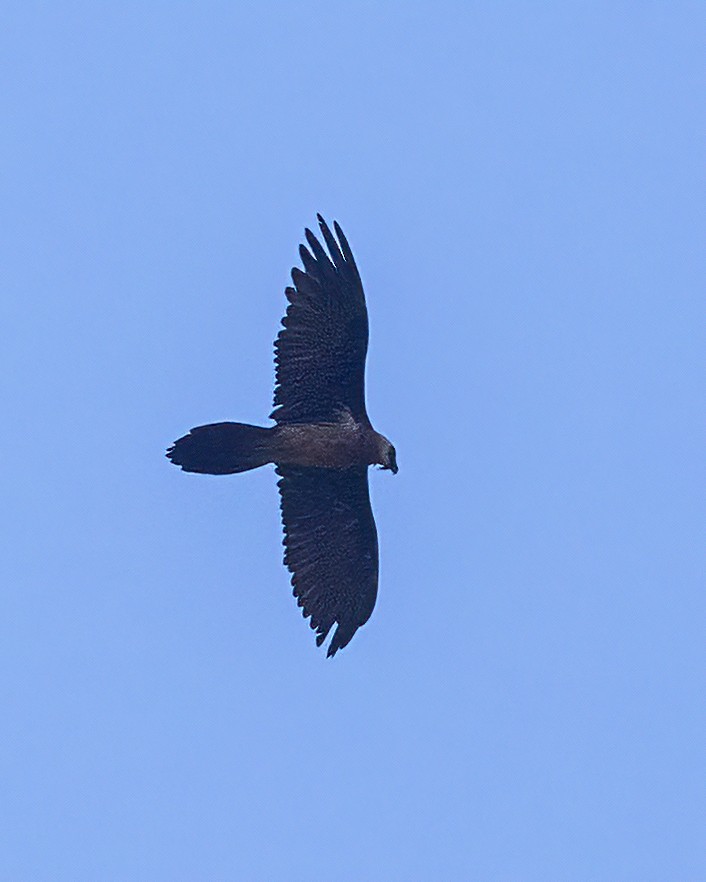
[167,422,274,474]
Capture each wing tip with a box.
[316,213,334,238]
[325,621,357,657]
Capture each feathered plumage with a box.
[167,216,396,656]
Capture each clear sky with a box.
[2,3,704,880]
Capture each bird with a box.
[167,215,397,656]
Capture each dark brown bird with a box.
[167,216,397,656]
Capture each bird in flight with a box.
[167,215,397,656]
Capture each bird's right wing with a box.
[271,216,370,426]
[276,464,379,656]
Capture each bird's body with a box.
[276,417,391,469]
[169,417,393,473]
[167,216,396,656]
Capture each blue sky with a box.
[2,3,704,880]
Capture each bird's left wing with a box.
[276,464,378,656]
[271,216,370,425]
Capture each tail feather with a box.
[167,422,274,474]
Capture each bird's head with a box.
[377,436,398,475]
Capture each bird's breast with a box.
[273,423,376,469]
